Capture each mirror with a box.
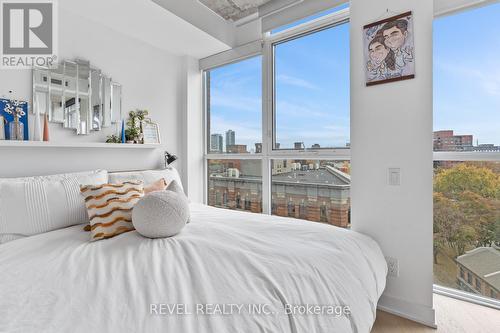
[90,69,102,131]
[102,76,111,128]
[32,58,122,135]
[111,82,122,124]
[32,68,49,117]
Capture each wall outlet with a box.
[385,256,399,277]
[388,168,401,186]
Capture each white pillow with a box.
[0,170,108,243]
[108,168,184,194]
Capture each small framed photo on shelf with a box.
[142,121,161,144]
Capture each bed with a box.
[0,201,386,333]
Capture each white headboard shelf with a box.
[0,141,163,149]
[0,141,166,177]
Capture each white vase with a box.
[33,110,42,141]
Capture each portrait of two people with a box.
[364,13,415,85]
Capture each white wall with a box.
[350,0,435,327]
[0,7,185,177]
[180,57,204,203]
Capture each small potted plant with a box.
[105,134,121,143]
[125,109,149,143]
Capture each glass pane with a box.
[271,159,351,227]
[274,23,350,150]
[207,56,262,154]
[207,159,262,213]
[434,3,500,152]
[433,161,500,300]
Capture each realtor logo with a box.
[1,0,57,68]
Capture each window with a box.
[271,3,349,34]
[273,22,350,150]
[203,14,351,229]
[271,160,351,227]
[433,161,499,299]
[433,3,500,303]
[433,4,500,153]
[206,56,262,154]
[207,159,262,213]
[287,200,295,217]
[320,203,329,223]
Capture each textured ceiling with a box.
[199,0,272,21]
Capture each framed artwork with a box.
[364,11,415,86]
[142,121,161,144]
[0,98,29,140]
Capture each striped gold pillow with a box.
[80,181,144,241]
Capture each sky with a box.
[433,3,500,146]
[209,2,500,152]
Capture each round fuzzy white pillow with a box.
[132,190,189,238]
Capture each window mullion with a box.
[261,40,273,214]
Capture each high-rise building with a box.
[226,130,235,150]
[210,134,223,153]
[255,143,262,153]
[294,142,305,150]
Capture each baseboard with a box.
[377,294,437,328]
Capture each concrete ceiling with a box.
[199,0,273,21]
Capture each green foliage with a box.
[125,109,149,142]
[434,163,500,199]
[105,134,121,143]
[125,127,140,142]
[433,163,500,260]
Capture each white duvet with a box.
[0,203,386,333]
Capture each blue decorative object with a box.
[0,98,29,140]
[121,119,126,143]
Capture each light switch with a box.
[388,168,401,186]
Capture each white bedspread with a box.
[0,203,386,333]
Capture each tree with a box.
[433,163,500,258]
[433,193,468,261]
[457,191,498,247]
[434,163,499,200]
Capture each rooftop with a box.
[457,247,500,290]
[272,166,350,186]
[209,166,351,187]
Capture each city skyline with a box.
[211,127,499,153]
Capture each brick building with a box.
[433,130,473,151]
[227,144,248,154]
[456,247,500,300]
[208,162,351,228]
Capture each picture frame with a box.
[363,11,415,86]
[142,121,161,144]
[0,98,29,140]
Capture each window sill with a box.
[433,284,500,310]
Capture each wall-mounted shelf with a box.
[0,141,163,149]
